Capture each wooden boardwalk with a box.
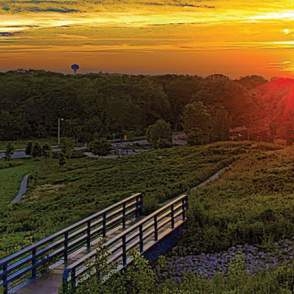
[0,193,143,294]
[0,193,188,294]
[64,194,188,292]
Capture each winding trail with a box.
[11,174,29,204]
[191,165,232,192]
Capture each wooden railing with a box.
[63,194,188,292]
[0,193,143,294]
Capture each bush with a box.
[5,143,14,160]
[59,152,66,167]
[89,139,112,156]
[61,138,74,159]
[146,120,172,149]
[32,143,42,158]
[42,144,52,159]
[25,142,33,155]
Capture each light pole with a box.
[58,118,64,146]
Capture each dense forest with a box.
[0,70,267,142]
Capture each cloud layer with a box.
[1,0,294,76]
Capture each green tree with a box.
[61,138,74,159]
[182,101,212,145]
[42,144,52,159]
[25,142,33,156]
[5,143,14,161]
[59,152,66,167]
[210,106,231,141]
[32,143,42,158]
[146,119,172,148]
[89,139,112,156]
[125,251,156,294]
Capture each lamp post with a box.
[58,118,64,146]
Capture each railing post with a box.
[139,194,143,216]
[2,263,8,294]
[139,224,144,253]
[87,220,91,252]
[154,215,158,241]
[122,235,127,267]
[71,268,76,293]
[32,247,37,279]
[122,202,126,229]
[63,269,69,294]
[171,204,175,229]
[102,212,107,238]
[64,232,69,266]
[135,195,139,218]
[135,194,143,218]
[182,198,186,220]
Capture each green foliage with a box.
[125,251,156,294]
[72,252,294,294]
[89,139,112,156]
[5,143,14,160]
[0,141,252,257]
[0,71,258,142]
[25,142,33,156]
[61,138,74,159]
[42,144,52,159]
[59,152,66,167]
[159,263,294,293]
[176,147,294,254]
[70,251,156,294]
[0,160,40,208]
[182,102,212,145]
[146,119,172,148]
[32,143,42,158]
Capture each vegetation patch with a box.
[0,142,274,257]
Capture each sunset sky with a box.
[1,0,294,77]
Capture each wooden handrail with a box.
[0,193,143,294]
[64,194,188,291]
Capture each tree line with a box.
[0,70,267,144]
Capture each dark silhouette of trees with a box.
[89,139,112,156]
[0,70,262,144]
[182,102,212,145]
[5,143,14,160]
[146,120,172,148]
[32,143,42,158]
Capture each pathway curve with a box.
[11,174,29,204]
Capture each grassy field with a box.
[0,141,269,257]
[175,145,294,254]
[0,160,40,208]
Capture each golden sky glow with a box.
[1,0,294,77]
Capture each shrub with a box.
[25,142,33,155]
[146,120,172,149]
[61,138,74,159]
[59,152,66,167]
[5,143,14,160]
[89,139,112,156]
[42,144,52,159]
[32,143,42,158]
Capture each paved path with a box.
[11,174,29,204]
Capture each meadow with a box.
[70,143,294,294]
[0,160,40,207]
[0,141,264,257]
